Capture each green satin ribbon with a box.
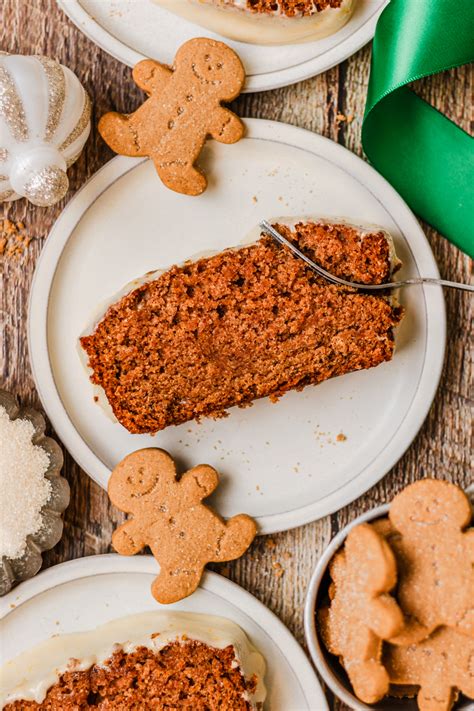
[362,0,474,257]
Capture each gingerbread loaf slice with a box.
[80,219,403,434]
[227,1,345,17]
[154,0,355,44]
[2,612,266,710]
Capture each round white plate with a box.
[57,0,387,92]
[0,555,327,710]
[28,119,446,534]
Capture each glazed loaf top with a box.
[203,0,345,17]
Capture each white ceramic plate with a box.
[57,0,387,92]
[28,119,446,534]
[0,555,327,710]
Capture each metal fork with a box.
[260,220,474,293]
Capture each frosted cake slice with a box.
[154,0,355,44]
[80,219,403,435]
[1,612,266,710]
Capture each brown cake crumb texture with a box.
[245,0,344,17]
[80,222,402,435]
[5,641,256,710]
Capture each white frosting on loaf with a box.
[0,611,266,708]
[154,0,355,44]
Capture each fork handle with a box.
[384,277,474,292]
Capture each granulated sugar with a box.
[0,405,51,559]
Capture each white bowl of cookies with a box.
[304,480,474,711]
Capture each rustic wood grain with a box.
[0,2,472,709]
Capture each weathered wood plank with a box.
[1,2,471,708]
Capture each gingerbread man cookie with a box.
[318,523,404,704]
[108,448,256,603]
[386,479,474,644]
[384,626,474,711]
[99,38,245,195]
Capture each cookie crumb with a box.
[0,218,34,261]
[336,112,355,124]
[336,433,347,442]
[272,561,284,578]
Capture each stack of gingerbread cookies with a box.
[318,479,474,711]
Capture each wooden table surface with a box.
[1,2,472,708]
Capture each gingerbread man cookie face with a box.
[99,38,245,196]
[175,39,245,100]
[388,479,474,643]
[108,448,257,604]
[318,523,404,704]
[384,626,474,711]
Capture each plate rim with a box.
[0,554,328,710]
[56,0,388,93]
[28,118,446,535]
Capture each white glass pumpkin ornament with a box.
[0,53,91,207]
